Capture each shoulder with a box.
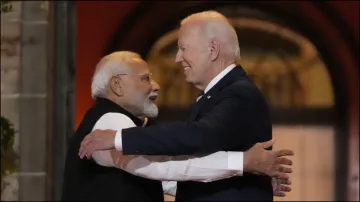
[97,112,133,122]
[223,77,262,99]
[93,112,136,131]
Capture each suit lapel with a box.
[186,65,246,122]
[187,94,207,121]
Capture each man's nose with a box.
[151,80,160,92]
[175,51,182,63]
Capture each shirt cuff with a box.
[114,130,123,151]
[227,151,243,176]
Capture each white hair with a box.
[91,51,142,99]
[181,10,240,60]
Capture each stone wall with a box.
[1,1,22,200]
[1,1,49,201]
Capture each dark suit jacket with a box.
[61,98,163,201]
[121,66,273,201]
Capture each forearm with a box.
[121,122,202,156]
[124,151,243,182]
[121,122,243,156]
[94,150,243,182]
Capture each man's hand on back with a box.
[272,177,292,197]
[243,139,294,180]
[79,129,117,159]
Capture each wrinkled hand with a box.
[244,139,294,180]
[272,177,292,197]
[78,129,117,159]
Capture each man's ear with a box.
[209,38,220,61]
[109,76,123,97]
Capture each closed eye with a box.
[177,45,186,52]
[141,74,151,83]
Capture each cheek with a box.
[182,53,191,64]
[143,86,152,95]
[135,84,152,98]
[183,55,198,72]
[189,56,207,73]
[122,87,132,98]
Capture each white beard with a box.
[142,101,159,118]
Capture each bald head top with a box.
[180,10,240,60]
[181,10,230,26]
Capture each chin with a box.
[145,111,158,118]
[143,103,159,118]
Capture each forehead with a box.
[129,58,150,74]
[178,23,204,46]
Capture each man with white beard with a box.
[62,51,291,201]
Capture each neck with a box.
[197,59,234,91]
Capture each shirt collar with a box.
[203,64,236,94]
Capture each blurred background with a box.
[1,1,358,201]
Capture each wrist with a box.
[243,151,251,173]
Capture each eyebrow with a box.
[178,44,187,48]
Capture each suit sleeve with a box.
[122,91,248,156]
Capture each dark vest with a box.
[61,98,163,201]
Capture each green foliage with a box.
[0,116,18,185]
[1,1,13,14]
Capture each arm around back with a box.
[122,83,255,156]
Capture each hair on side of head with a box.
[90,51,142,99]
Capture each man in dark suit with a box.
[79,11,294,201]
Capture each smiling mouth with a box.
[149,95,157,101]
[184,67,190,71]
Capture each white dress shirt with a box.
[115,63,237,150]
[92,112,243,195]
[204,64,236,94]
